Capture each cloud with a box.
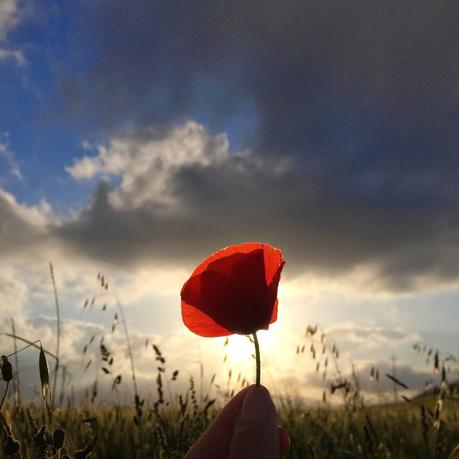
[357,362,434,394]
[67,122,230,210]
[0,0,26,65]
[305,360,434,398]
[39,0,458,292]
[3,0,457,307]
[0,48,25,64]
[0,189,51,260]
[0,0,19,41]
[60,1,458,178]
[57,121,459,293]
[0,115,458,294]
[326,324,418,349]
[0,133,23,181]
[0,267,29,320]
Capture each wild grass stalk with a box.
[9,319,20,406]
[49,263,61,408]
[95,274,140,405]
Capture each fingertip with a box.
[228,384,278,458]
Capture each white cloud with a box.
[0,267,29,321]
[0,0,25,65]
[326,323,419,348]
[0,188,53,263]
[0,48,25,65]
[68,122,230,211]
[0,188,49,227]
[0,0,19,41]
[0,134,23,180]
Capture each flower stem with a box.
[253,332,261,386]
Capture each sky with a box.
[0,0,458,404]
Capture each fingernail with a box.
[239,386,273,424]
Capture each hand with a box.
[184,385,291,459]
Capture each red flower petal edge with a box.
[181,242,285,337]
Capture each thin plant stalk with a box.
[320,325,345,387]
[49,262,61,407]
[253,332,261,386]
[95,275,139,400]
[7,340,41,357]
[0,334,59,363]
[59,366,67,406]
[10,317,20,405]
[0,336,62,417]
[115,295,139,398]
[0,381,10,411]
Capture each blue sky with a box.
[0,1,261,211]
[0,0,458,402]
[0,3,102,210]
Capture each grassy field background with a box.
[2,394,459,458]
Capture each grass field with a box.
[1,395,459,458]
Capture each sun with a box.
[225,335,251,361]
[223,328,278,363]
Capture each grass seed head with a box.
[39,347,50,390]
[53,428,65,450]
[39,346,52,416]
[1,356,13,382]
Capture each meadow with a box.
[0,267,459,458]
[2,376,459,458]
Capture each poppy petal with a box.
[269,299,278,324]
[263,244,285,286]
[180,242,285,336]
[181,300,232,337]
[188,242,267,278]
[182,250,269,334]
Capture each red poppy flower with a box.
[181,242,285,337]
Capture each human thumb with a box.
[228,385,279,459]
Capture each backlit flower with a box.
[181,242,285,337]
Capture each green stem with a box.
[253,332,261,386]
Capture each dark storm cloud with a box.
[54,122,459,291]
[63,1,458,163]
[51,1,459,291]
